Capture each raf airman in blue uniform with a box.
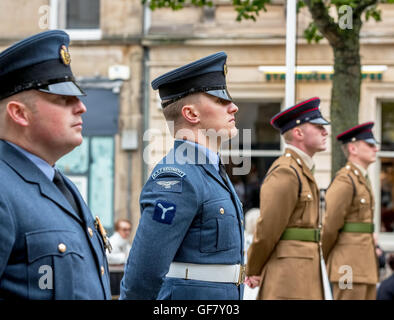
[120,52,245,300]
[0,30,111,299]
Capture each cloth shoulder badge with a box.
[153,200,176,225]
[60,45,71,65]
[151,167,185,193]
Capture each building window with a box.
[66,0,100,29]
[224,101,282,212]
[50,0,101,40]
[380,102,394,234]
[56,136,115,230]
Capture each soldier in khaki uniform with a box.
[322,122,379,300]
[245,97,330,300]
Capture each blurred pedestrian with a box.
[377,254,394,300]
[107,219,132,265]
[243,208,260,300]
[107,219,132,297]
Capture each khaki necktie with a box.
[366,174,372,190]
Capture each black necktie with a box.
[219,158,229,187]
[53,170,80,215]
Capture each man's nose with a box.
[74,98,87,114]
[229,102,238,114]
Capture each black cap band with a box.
[0,59,74,100]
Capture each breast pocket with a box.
[292,191,314,224]
[355,194,373,219]
[200,199,239,253]
[25,229,84,299]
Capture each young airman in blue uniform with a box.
[0,30,111,299]
[120,52,245,300]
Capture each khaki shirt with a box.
[246,148,323,300]
[322,162,378,284]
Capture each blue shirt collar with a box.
[175,139,220,172]
[5,141,55,181]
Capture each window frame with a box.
[49,0,102,41]
[375,99,394,251]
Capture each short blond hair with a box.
[282,130,293,143]
[0,90,37,112]
[162,93,201,125]
[341,143,350,158]
[0,91,37,134]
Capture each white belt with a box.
[166,262,246,286]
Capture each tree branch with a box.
[354,0,379,17]
[303,0,343,48]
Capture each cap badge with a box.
[223,63,228,76]
[60,45,71,65]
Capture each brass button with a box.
[101,266,105,276]
[296,119,301,124]
[285,153,291,157]
[241,219,244,226]
[220,208,225,215]
[88,227,93,237]
[346,165,351,170]
[354,170,359,176]
[58,243,67,253]
[360,198,366,204]
[307,194,312,199]
[296,158,302,165]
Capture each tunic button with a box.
[58,243,67,253]
[360,198,366,204]
[241,219,244,225]
[101,266,105,276]
[88,227,93,237]
[307,194,312,199]
[220,208,225,215]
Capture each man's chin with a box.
[229,127,239,140]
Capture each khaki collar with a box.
[351,162,368,178]
[285,144,315,171]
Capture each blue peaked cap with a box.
[0,30,85,100]
[151,51,232,108]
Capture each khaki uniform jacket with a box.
[322,162,378,284]
[246,148,323,300]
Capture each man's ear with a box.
[6,100,30,127]
[181,104,200,124]
[348,142,357,156]
[293,126,304,141]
